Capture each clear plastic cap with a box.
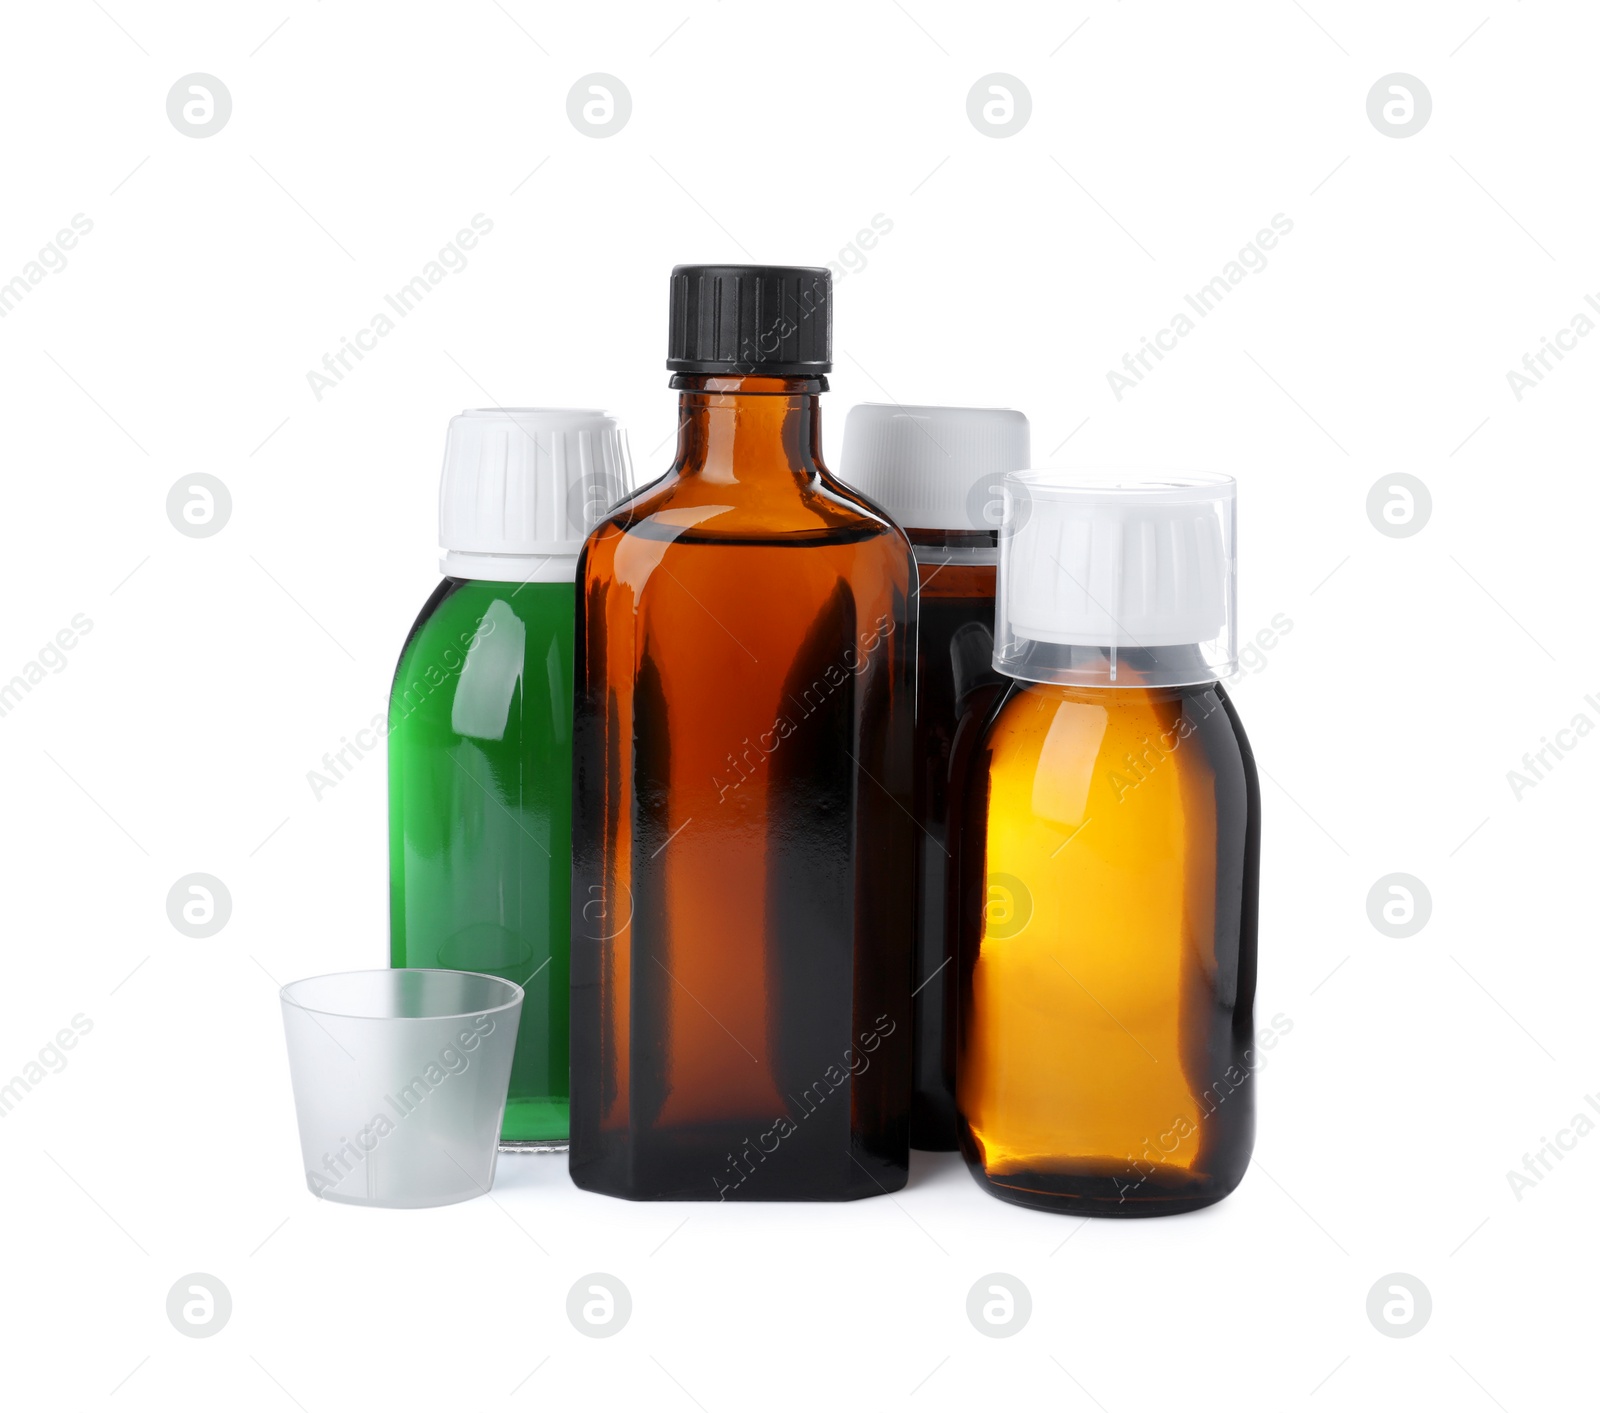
[994,471,1237,688]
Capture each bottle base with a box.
[910,1094,959,1153]
[570,1122,909,1202]
[963,1155,1242,1218]
[570,1176,905,1203]
[500,1095,569,1148]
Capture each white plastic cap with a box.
[438,408,632,581]
[837,403,1030,533]
[994,471,1237,688]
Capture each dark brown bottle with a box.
[838,405,1029,1150]
[911,540,1005,1147]
[570,266,917,1200]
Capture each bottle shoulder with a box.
[588,468,911,551]
[390,578,578,741]
[392,578,573,685]
[972,678,1258,836]
[983,678,1252,764]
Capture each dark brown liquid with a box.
[907,539,1003,1150]
[570,376,917,1200]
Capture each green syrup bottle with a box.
[389,409,630,1147]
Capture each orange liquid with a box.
[956,677,1259,1215]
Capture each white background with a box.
[1,1,1594,1408]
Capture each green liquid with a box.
[388,577,573,1144]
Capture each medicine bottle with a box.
[570,267,917,1200]
[389,409,630,1147]
[839,403,1028,1151]
[957,472,1259,1215]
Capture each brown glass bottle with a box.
[569,271,916,1200]
[906,531,1006,1149]
[956,672,1259,1215]
[956,470,1258,1216]
[835,403,1031,1152]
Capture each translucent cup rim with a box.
[846,401,1027,420]
[279,968,525,1023]
[1006,469,1235,502]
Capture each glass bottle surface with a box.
[907,531,1004,1151]
[388,577,573,1146]
[571,374,917,1200]
[956,675,1260,1215]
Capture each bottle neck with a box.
[905,527,999,567]
[670,374,826,485]
[440,549,579,583]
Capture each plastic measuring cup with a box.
[279,969,523,1208]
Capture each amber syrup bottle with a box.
[957,472,1260,1216]
[570,266,917,1200]
[839,404,1029,1150]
